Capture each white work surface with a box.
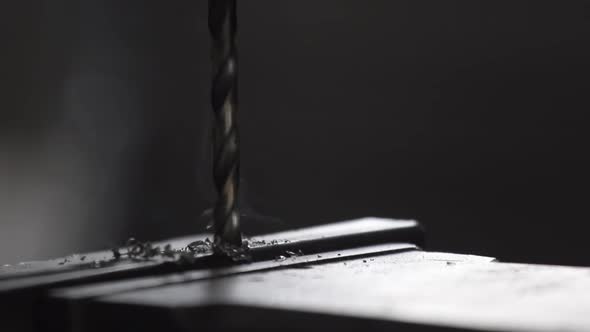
[100,250,590,332]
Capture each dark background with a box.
[1,1,589,266]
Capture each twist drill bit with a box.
[209,0,242,250]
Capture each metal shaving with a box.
[107,237,214,265]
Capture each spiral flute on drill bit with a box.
[209,0,242,250]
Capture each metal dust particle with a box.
[162,244,175,258]
[275,255,287,261]
[248,239,266,247]
[111,248,122,260]
[186,240,212,254]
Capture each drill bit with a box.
[209,0,242,250]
